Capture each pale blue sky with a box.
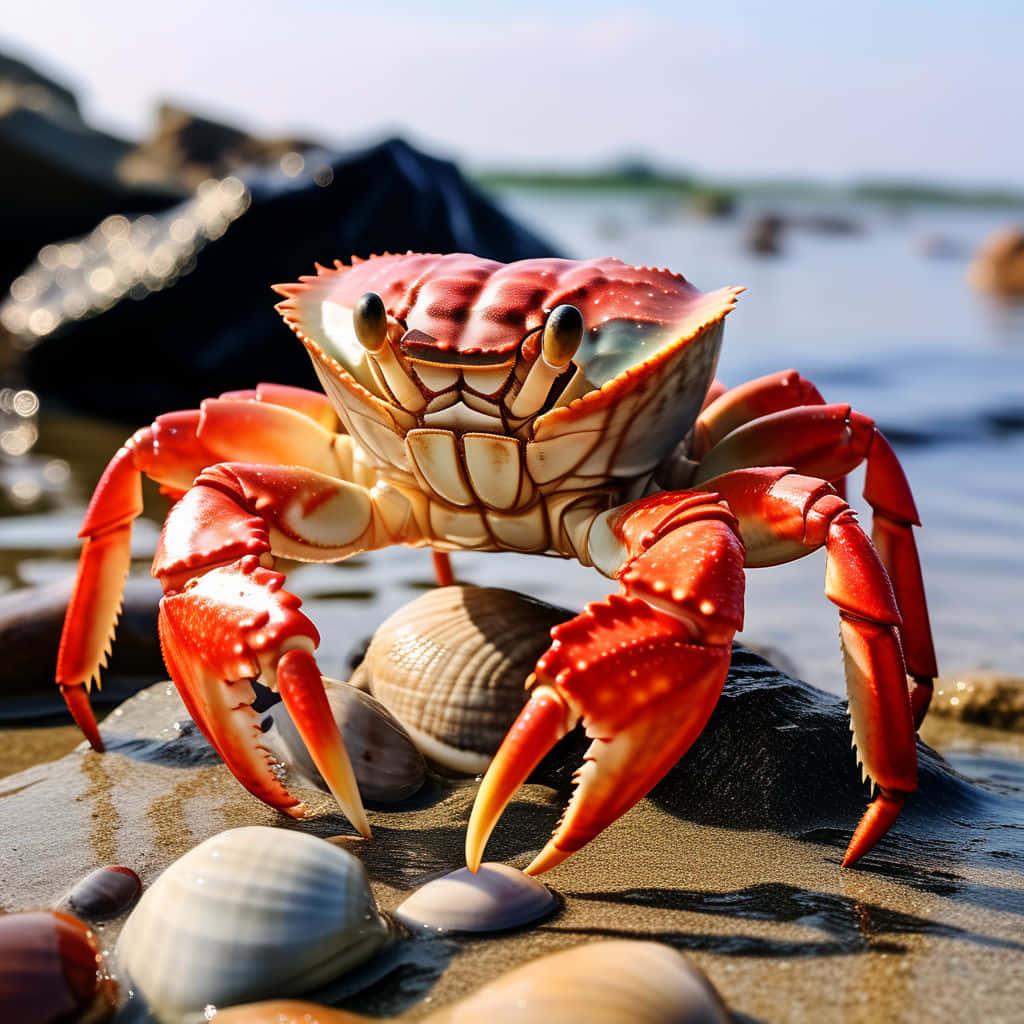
[3,1,1021,186]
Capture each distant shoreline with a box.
[475,170,1024,208]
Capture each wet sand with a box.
[2,678,1023,1023]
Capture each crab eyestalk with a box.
[509,304,584,418]
[353,291,425,412]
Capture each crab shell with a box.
[274,254,742,496]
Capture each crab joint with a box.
[353,291,426,413]
[509,304,584,418]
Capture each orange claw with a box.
[466,494,746,875]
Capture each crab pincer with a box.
[467,491,747,874]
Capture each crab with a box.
[55,253,936,873]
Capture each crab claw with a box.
[153,468,378,836]
[467,584,737,876]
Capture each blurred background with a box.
[1,0,1022,738]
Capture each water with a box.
[1,189,1022,707]
[494,190,1024,692]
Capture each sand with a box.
[2,663,1024,1023]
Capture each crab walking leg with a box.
[693,400,937,723]
[467,492,746,875]
[153,462,420,830]
[55,389,351,749]
[702,466,918,865]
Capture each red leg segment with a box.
[701,466,918,865]
[150,462,397,831]
[466,491,746,875]
[693,385,937,723]
[55,388,351,749]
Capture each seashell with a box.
[260,678,426,803]
[65,865,142,919]
[212,1000,372,1023]
[211,940,728,1024]
[353,586,573,772]
[0,909,118,1023]
[395,863,555,934]
[429,940,730,1024]
[117,826,391,1020]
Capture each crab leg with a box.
[55,386,347,749]
[701,466,918,865]
[467,492,747,875]
[693,393,936,723]
[153,461,419,829]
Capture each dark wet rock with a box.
[647,646,988,834]
[929,672,1024,730]
[0,576,163,715]
[0,51,181,292]
[7,135,560,423]
[64,865,141,919]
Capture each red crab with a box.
[55,253,936,872]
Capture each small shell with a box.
[430,940,730,1024]
[64,865,142,919]
[354,586,573,772]
[260,678,426,802]
[117,826,390,1020]
[0,910,118,1024]
[395,863,555,934]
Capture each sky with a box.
[2,0,1022,188]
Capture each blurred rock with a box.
[746,213,784,255]
[5,136,560,423]
[968,227,1024,298]
[916,232,967,261]
[118,102,318,191]
[0,51,181,291]
[690,188,736,220]
[0,576,162,699]
[930,671,1024,730]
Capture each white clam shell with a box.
[354,586,573,772]
[260,678,426,802]
[395,863,555,934]
[431,940,730,1024]
[117,826,390,1020]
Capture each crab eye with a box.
[542,304,584,368]
[353,292,388,353]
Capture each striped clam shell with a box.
[352,586,574,773]
[116,827,390,1021]
[260,679,426,803]
[211,939,729,1024]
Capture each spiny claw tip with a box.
[524,841,571,876]
[842,789,905,867]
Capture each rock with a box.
[8,136,559,422]
[118,102,318,192]
[929,671,1024,730]
[967,227,1024,298]
[745,213,784,255]
[0,51,181,293]
[0,576,163,710]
